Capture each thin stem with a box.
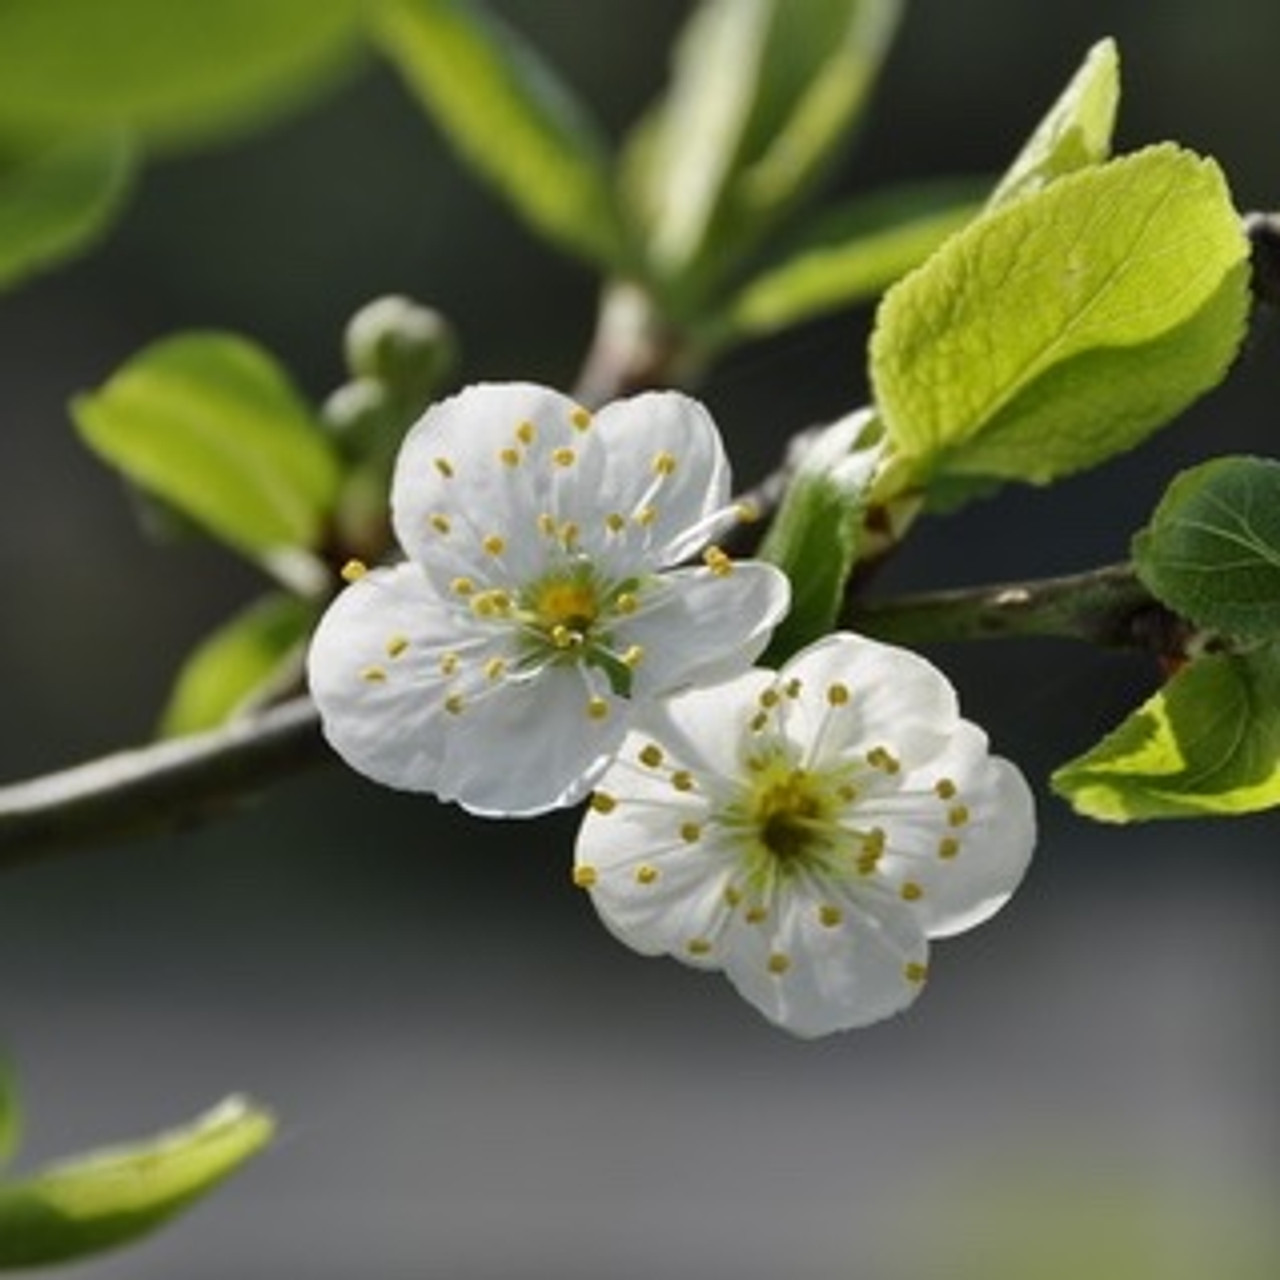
[0,699,326,870]
[852,561,1185,654]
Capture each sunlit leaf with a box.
[0,1060,19,1173]
[0,1096,273,1269]
[1134,456,1280,642]
[987,37,1120,209]
[871,145,1249,490]
[718,178,982,340]
[1052,644,1280,821]
[0,132,134,289]
[0,0,363,147]
[624,0,903,299]
[73,332,341,568]
[759,408,882,662]
[160,592,320,737]
[374,0,626,268]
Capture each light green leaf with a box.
[374,0,626,268]
[1052,644,1280,821]
[160,592,320,737]
[0,0,363,147]
[73,332,341,567]
[987,37,1120,210]
[759,408,882,663]
[0,1061,19,1172]
[1134,456,1280,643]
[0,132,134,289]
[624,0,903,295]
[0,1096,273,1269]
[718,178,982,340]
[870,145,1249,489]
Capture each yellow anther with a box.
[613,645,641,672]
[439,652,460,676]
[749,711,769,733]
[759,688,780,709]
[818,904,843,928]
[652,450,678,476]
[605,512,627,533]
[867,746,901,775]
[934,777,958,800]
[938,836,960,860]
[724,885,743,908]
[559,521,580,549]
[587,696,610,721]
[550,624,576,650]
[784,678,803,698]
[767,952,792,976]
[483,657,507,681]
[635,864,659,885]
[340,558,368,583]
[499,446,521,467]
[573,864,598,889]
[638,743,664,768]
[827,682,850,706]
[702,545,733,577]
[635,505,657,527]
[360,665,387,683]
[433,457,454,479]
[679,822,702,844]
[451,577,475,597]
[671,770,694,792]
[570,406,592,430]
[385,634,409,659]
[552,446,576,467]
[444,693,465,715]
[901,881,924,902]
[948,804,971,828]
[735,500,760,524]
[615,592,638,615]
[482,534,506,556]
[836,782,859,803]
[515,420,536,445]
[687,938,712,957]
[430,514,452,535]
[590,792,618,814]
[862,827,887,857]
[537,512,557,537]
[904,961,928,985]
[745,905,768,924]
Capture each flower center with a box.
[748,765,838,864]
[532,578,599,640]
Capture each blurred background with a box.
[0,1,1278,1276]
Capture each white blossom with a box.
[574,633,1035,1036]
[307,382,790,816]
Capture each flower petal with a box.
[432,663,626,817]
[623,563,791,697]
[590,391,732,567]
[391,381,593,591]
[723,881,929,1037]
[307,563,483,790]
[778,632,960,767]
[867,722,1036,938]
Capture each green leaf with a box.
[374,0,626,268]
[870,145,1249,489]
[624,0,903,296]
[0,1060,20,1172]
[986,37,1120,210]
[718,178,983,341]
[0,1095,273,1269]
[759,408,882,663]
[73,332,341,569]
[0,132,134,289]
[0,0,363,147]
[160,592,320,737]
[1134,456,1280,643]
[1052,644,1280,821]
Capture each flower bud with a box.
[343,295,457,408]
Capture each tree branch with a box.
[0,699,327,871]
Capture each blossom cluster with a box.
[308,383,1035,1035]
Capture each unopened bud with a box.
[343,295,457,406]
